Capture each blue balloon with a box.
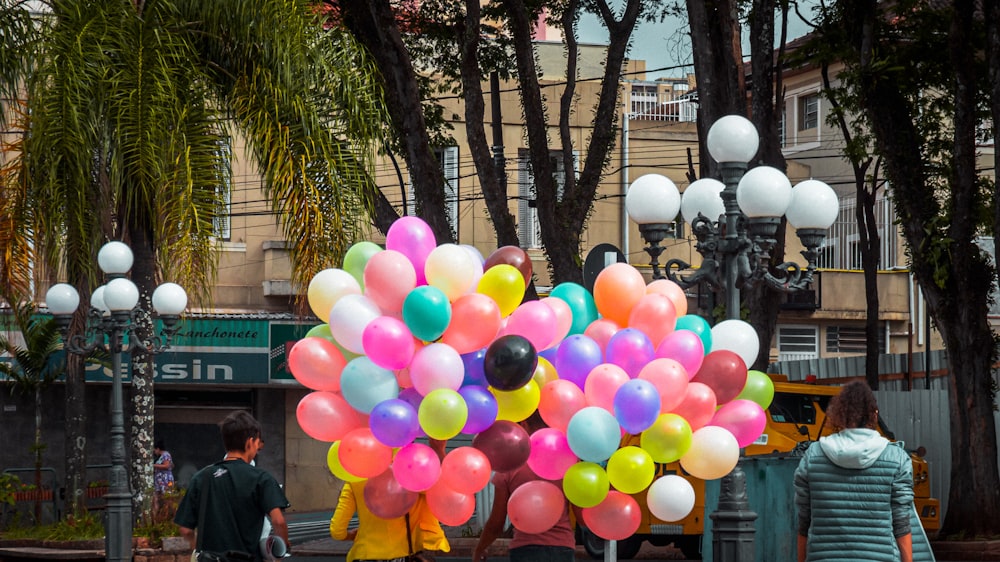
[554,334,603,389]
[369,398,420,447]
[614,379,661,434]
[340,356,399,414]
[566,407,621,463]
[458,385,499,434]
[675,314,713,353]
[461,348,487,387]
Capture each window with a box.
[517,149,576,249]
[826,324,886,353]
[779,104,787,147]
[777,325,819,362]
[798,93,819,131]
[213,141,232,241]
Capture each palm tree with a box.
[0,301,65,522]
[1,0,389,519]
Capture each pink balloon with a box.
[584,318,620,352]
[646,279,688,317]
[362,316,416,370]
[441,447,493,495]
[409,342,465,395]
[581,491,642,540]
[392,442,442,491]
[541,297,573,349]
[638,358,690,413]
[425,479,476,526]
[385,217,437,286]
[295,391,363,442]
[363,250,417,315]
[708,399,767,447]
[656,330,705,378]
[364,470,418,519]
[528,428,578,480]
[666,382,717,431]
[441,293,502,354]
[288,337,347,391]
[338,427,393,478]
[504,301,558,350]
[508,481,566,534]
[584,364,630,413]
[627,293,677,347]
[538,379,587,433]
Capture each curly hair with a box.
[826,381,878,431]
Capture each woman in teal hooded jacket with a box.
[794,381,913,562]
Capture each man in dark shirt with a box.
[175,411,290,560]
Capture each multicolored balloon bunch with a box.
[290,216,775,540]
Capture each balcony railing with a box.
[627,92,697,122]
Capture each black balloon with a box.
[472,420,530,472]
[483,334,538,391]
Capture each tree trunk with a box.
[127,219,157,524]
[336,0,455,244]
[988,0,1000,272]
[34,386,42,522]
[860,188,881,390]
[63,319,88,518]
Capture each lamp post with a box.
[45,241,187,562]
[626,115,838,562]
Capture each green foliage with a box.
[135,486,184,547]
[1,511,104,540]
[0,303,65,394]
[0,473,21,506]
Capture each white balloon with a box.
[710,319,759,368]
[647,475,696,522]
[329,294,382,354]
[679,426,739,480]
[307,268,362,323]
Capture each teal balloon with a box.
[340,357,400,414]
[305,324,361,361]
[403,285,452,342]
[675,314,712,353]
[550,282,598,335]
[342,241,383,289]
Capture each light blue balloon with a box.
[550,282,599,335]
[340,356,399,414]
[566,406,621,463]
[675,314,713,353]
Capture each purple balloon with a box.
[613,379,661,434]
[605,328,655,378]
[461,348,488,387]
[398,386,423,410]
[539,345,559,365]
[554,334,604,390]
[369,399,420,447]
[459,385,499,434]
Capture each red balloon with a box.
[667,382,717,431]
[581,491,642,540]
[472,420,530,472]
[484,246,533,285]
[425,479,476,526]
[363,469,418,520]
[690,350,748,404]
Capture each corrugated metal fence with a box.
[772,350,1000,521]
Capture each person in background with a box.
[330,439,450,562]
[175,411,290,561]
[473,412,577,562]
[794,381,913,562]
[153,439,174,511]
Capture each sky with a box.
[576,3,820,81]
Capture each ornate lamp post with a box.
[626,115,839,561]
[45,241,187,562]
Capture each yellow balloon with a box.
[418,388,469,440]
[326,441,365,482]
[640,413,693,463]
[477,264,526,317]
[562,461,610,508]
[532,357,559,387]
[606,446,655,494]
[491,379,541,422]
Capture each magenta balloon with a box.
[554,334,604,389]
[385,216,437,286]
[295,391,363,442]
[364,470,418,519]
[605,328,655,378]
[528,428,578,480]
[656,330,706,379]
[505,300,559,350]
[614,379,661,434]
[459,385,499,434]
[362,316,416,370]
[708,399,767,447]
[369,398,420,447]
[392,442,442,492]
[288,337,347,391]
[472,420,530,472]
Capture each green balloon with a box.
[562,461,610,508]
[549,282,598,335]
[402,285,452,342]
[737,370,775,408]
[342,241,382,289]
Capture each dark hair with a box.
[826,381,878,431]
[154,439,165,450]
[219,411,261,452]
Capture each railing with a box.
[627,92,697,122]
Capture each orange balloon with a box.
[647,279,688,317]
[593,263,646,326]
[440,293,502,353]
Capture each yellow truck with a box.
[577,375,941,559]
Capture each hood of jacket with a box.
[818,427,890,469]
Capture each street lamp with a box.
[626,115,838,562]
[45,241,187,562]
